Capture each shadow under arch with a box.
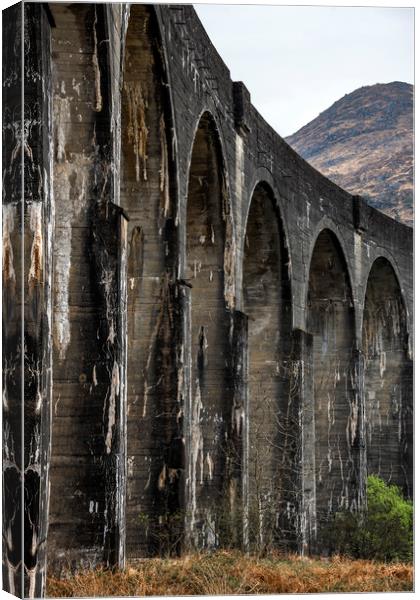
[242,181,294,551]
[306,228,359,533]
[242,173,294,299]
[120,3,180,558]
[185,108,235,307]
[304,218,356,320]
[184,110,233,549]
[362,257,412,497]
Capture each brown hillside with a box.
[286,82,413,226]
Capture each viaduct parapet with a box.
[2,3,413,597]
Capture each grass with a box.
[47,550,413,597]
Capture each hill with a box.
[286,82,413,226]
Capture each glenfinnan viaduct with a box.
[2,3,413,597]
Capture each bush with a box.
[361,475,413,562]
[323,475,413,562]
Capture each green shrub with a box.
[322,475,413,562]
[361,475,413,562]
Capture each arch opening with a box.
[186,113,231,548]
[307,230,357,527]
[243,183,292,551]
[362,258,412,496]
[121,4,179,557]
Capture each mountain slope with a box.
[286,82,413,226]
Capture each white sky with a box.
[194,3,414,137]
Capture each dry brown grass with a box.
[47,550,413,597]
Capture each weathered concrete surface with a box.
[243,183,294,551]
[47,2,128,577]
[3,4,24,596]
[120,4,181,558]
[48,2,111,573]
[2,3,413,597]
[362,257,412,496]
[3,3,54,597]
[307,230,360,534]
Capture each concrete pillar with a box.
[228,310,248,550]
[91,202,129,568]
[402,358,413,498]
[184,307,248,551]
[354,349,367,513]
[181,282,194,548]
[47,3,127,573]
[288,329,317,555]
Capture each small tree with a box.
[359,475,413,562]
[322,475,413,562]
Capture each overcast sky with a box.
[194,4,414,137]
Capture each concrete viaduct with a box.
[2,3,413,597]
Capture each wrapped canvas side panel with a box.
[23,3,54,598]
[3,3,23,597]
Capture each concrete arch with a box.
[361,250,409,334]
[306,228,359,529]
[185,108,231,191]
[242,180,294,551]
[243,170,292,261]
[120,3,180,557]
[362,256,412,496]
[121,5,180,242]
[152,6,182,227]
[245,168,278,221]
[183,108,236,307]
[304,220,356,323]
[239,171,294,311]
[184,109,233,548]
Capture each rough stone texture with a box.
[2,4,413,598]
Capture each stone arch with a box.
[185,111,232,548]
[362,257,412,495]
[304,217,356,317]
[120,4,179,557]
[306,229,358,528]
[360,248,409,338]
[184,107,236,308]
[240,170,294,311]
[242,181,293,550]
